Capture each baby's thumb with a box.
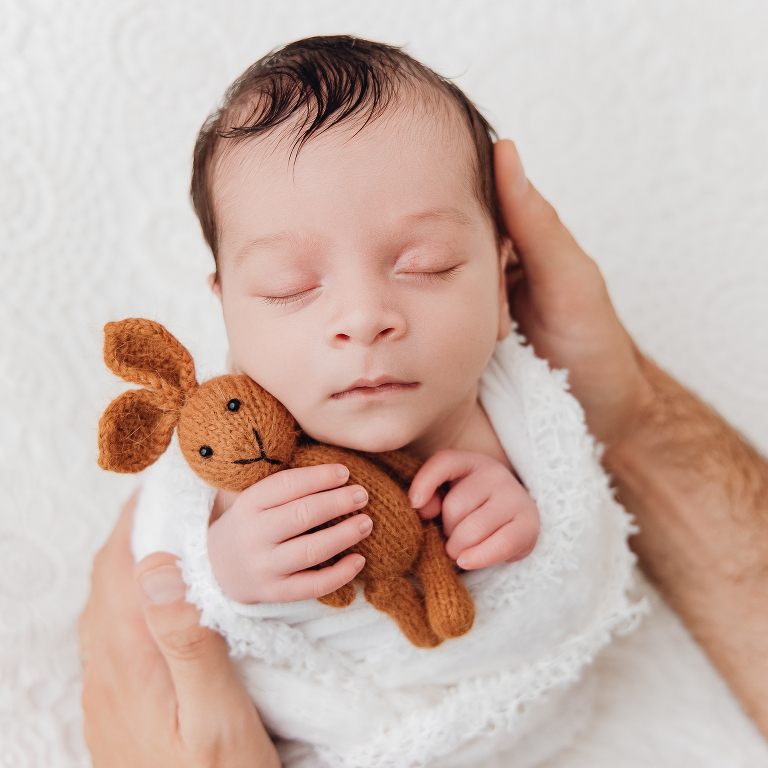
[135,553,244,732]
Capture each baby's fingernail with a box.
[456,555,468,570]
[352,489,368,504]
[353,555,365,571]
[410,493,422,508]
[336,465,350,480]
[140,566,186,604]
[358,517,372,534]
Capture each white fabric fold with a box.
[132,331,646,768]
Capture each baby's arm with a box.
[207,463,372,604]
[409,451,540,570]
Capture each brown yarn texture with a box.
[98,318,474,647]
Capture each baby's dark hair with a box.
[191,35,505,264]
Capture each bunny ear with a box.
[98,389,179,473]
[103,318,198,399]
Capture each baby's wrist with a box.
[207,514,257,604]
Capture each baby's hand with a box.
[409,450,539,570]
[207,464,372,604]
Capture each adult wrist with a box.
[603,354,768,589]
[595,349,661,456]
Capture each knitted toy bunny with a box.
[98,318,474,648]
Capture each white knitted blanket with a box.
[132,332,645,768]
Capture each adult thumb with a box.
[135,552,244,730]
[494,139,590,282]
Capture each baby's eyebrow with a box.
[233,231,301,266]
[232,207,474,267]
[403,206,474,228]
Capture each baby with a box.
[130,34,640,768]
[196,36,540,608]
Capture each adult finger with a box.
[494,139,647,446]
[241,463,351,511]
[80,493,176,762]
[135,553,258,745]
[277,514,373,573]
[409,450,482,512]
[265,484,369,542]
[276,553,366,602]
[494,139,595,283]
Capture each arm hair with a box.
[606,356,768,734]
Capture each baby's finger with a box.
[409,450,481,513]
[265,484,369,542]
[242,463,351,511]
[455,512,540,570]
[443,498,515,560]
[275,553,365,603]
[417,491,442,520]
[277,514,373,574]
[440,469,500,536]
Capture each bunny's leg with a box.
[317,582,356,608]
[415,522,475,640]
[363,578,442,649]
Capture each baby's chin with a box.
[299,417,419,455]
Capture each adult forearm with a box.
[605,355,768,736]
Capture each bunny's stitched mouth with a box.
[232,428,282,466]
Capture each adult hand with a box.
[494,139,653,447]
[78,493,280,768]
[495,139,768,738]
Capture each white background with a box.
[1,0,767,764]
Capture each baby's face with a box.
[212,104,510,456]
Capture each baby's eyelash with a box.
[410,266,461,282]
[261,288,317,306]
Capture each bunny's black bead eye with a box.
[227,399,241,412]
[199,446,214,458]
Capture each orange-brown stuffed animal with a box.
[98,318,474,648]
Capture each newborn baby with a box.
[131,35,642,768]
[201,40,539,609]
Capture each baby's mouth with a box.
[332,376,419,400]
[232,428,282,466]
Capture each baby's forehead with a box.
[213,92,483,213]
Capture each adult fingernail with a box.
[358,517,372,534]
[336,465,350,480]
[140,565,186,605]
[352,489,368,504]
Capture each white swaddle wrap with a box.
[132,332,645,768]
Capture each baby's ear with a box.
[499,236,516,269]
[208,272,223,301]
[103,318,197,395]
[98,389,178,473]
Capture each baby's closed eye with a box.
[261,287,321,306]
[394,252,465,282]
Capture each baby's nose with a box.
[325,301,406,347]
